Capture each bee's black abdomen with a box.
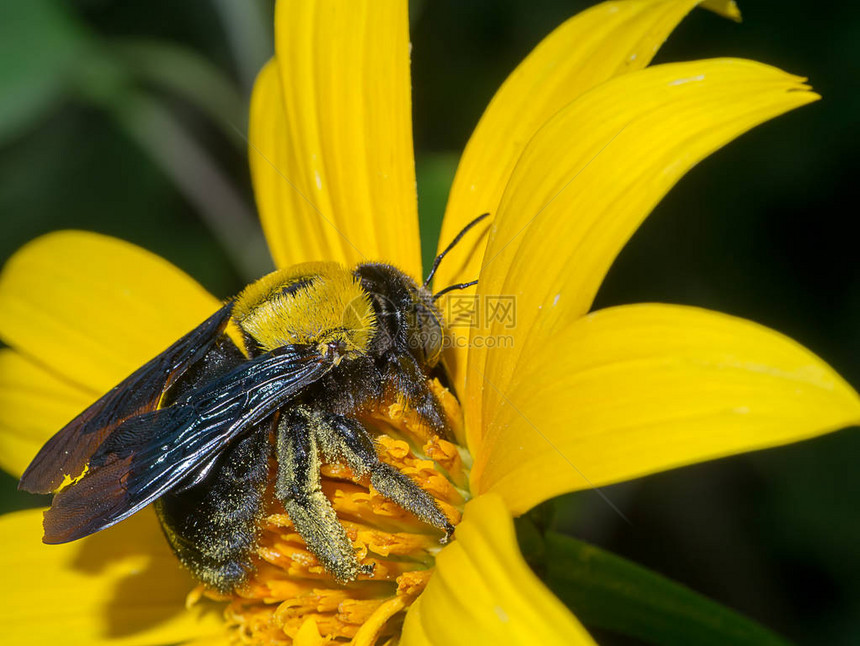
[155,427,271,591]
[155,334,270,591]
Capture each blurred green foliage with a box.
[1,1,859,643]
[0,1,87,145]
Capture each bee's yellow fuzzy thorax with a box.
[233,262,376,356]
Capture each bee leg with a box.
[384,354,451,439]
[317,414,455,542]
[275,407,373,583]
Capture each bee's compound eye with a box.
[407,306,444,367]
[423,326,444,367]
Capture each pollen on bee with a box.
[198,378,467,645]
[233,263,376,356]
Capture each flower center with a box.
[193,379,468,644]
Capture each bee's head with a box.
[353,263,445,368]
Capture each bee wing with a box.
[18,303,235,494]
[41,344,331,544]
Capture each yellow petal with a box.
[0,231,221,395]
[471,304,860,515]
[0,349,94,477]
[250,0,421,278]
[0,507,223,645]
[401,494,595,646]
[465,59,818,452]
[434,0,739,393]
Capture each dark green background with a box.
[1,1,858,643]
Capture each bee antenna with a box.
[433,279,479,300]
[423,212,491,289]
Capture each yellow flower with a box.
[0,0,857,644]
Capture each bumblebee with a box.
[18,214,488,591]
